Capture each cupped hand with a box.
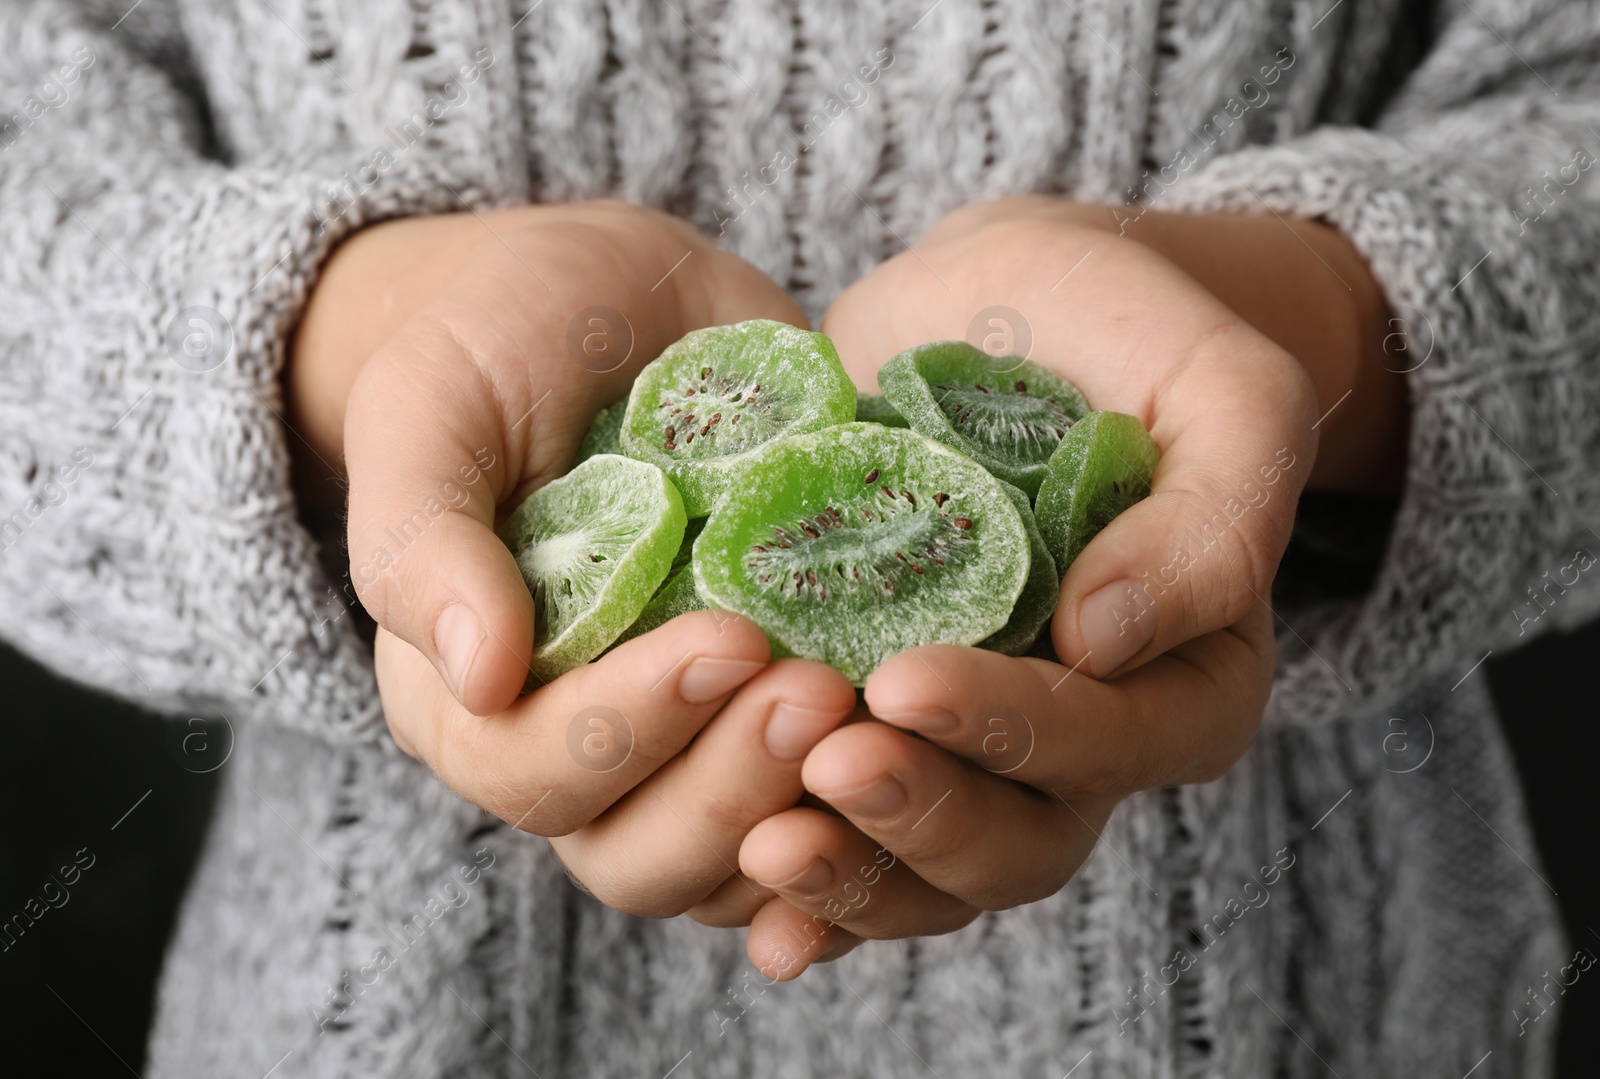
[294,200,857,914]
[724,196,1373,977]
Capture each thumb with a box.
[1051,338,1317,678]
[343,252,685,715]
[344,314,537,715]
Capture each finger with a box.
[375,610,771,834]
[687,874,777,929]
[746,897,864,982]
[552,658,856,918]
[864,627,1272,798]
[1050,330,1316,677]
[347,208,807,716]
[740,806,978,941]
[799,722,1107,910]
[346,238,678,715]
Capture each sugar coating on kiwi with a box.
[693,424,1030,685]
[979,480,1059,656]
[1035,411,1159,572]
[499,454,685,681]
[620,319,856,516]
[577,400,626,462]
[879,341,1089,497]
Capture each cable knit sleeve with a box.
[0,3,463,741]
[1159,1,1600,725]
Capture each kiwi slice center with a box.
[743,478,975,605]
[657,366,789,457]
[515,502,644,638]
[933,381,1074,456]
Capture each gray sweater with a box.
[2,0,1594,1075]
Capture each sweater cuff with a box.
[1155,127,1599,725]
[4,160,464,742]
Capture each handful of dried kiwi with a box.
[499,320,1158,685]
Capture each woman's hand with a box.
[726,196,1398,977]
[293,201,858,916]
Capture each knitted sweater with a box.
[2,0,1594,1075]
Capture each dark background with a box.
[3,624,1597,1075]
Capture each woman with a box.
[0,0,1589,1075]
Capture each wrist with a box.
[1117,208,1407,494]
[1292,218,1410,496]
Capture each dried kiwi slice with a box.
[878,341,1089,497]
[855,392,909,428]
[576,400,625,462]
[615,517,707,645]
[1035,411,1159,572]
[620,319,856,517]
[694,424,1030,685]
[979,480,1059,656]
[499,454,685,681]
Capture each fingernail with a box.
[875,708,958,735]
[765,702,840,761]
[1079,578,1157,677]
[827,776,908,819]
[434,603,486,700]
[760,857,834,896]
[680,657,765,703]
